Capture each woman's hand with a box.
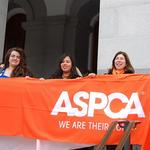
[88,73,96,78]
[39,78,45,80]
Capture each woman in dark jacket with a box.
[50,54,81,79]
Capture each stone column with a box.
[23,20,46,77]
[0,0,9,62]
[43,15,67,77]
[64,16,78,58]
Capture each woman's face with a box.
[9,50,21,67]
[61,56,72,73]
[114,54,126,70]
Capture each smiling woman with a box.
[106,51,138,150]
[88,51,135,77]
[0,47,33,78]
[107,51,135,75]
[50,54,82,79]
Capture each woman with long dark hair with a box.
[107,51,135,74]
[50,54,81,79]
[0,47,33,78]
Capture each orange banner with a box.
[0,74,150,150]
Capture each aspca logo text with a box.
[51,91,145,119]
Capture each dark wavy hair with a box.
[50,54,80,79]
[4,47,33,77]
[108,51,135,74]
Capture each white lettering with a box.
[73,91,89,117]
[88,92,107,117]
[51,91,74,116]
[51,91,145,119]
[58,121,70,128]
[104,93,128,118]
[125,92,145,118]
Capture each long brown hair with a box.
[50,54,80,79]
[108,51,135,74]
[4,47,33,77]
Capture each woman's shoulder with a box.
[0,68,4,73]
[0,68,9,78]
[50,74,62,79]
[25,69,34,77]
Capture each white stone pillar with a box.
[98,0,150,73]
[0,0,8,62]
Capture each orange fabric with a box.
[0,74,150,149]
[112,68,125,74]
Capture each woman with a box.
[0,47,33,78]
[88,51,135,77]
[50,54,81,79]
[0,47,34,150]
[107,51,135,74]
[106,51,139,150]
